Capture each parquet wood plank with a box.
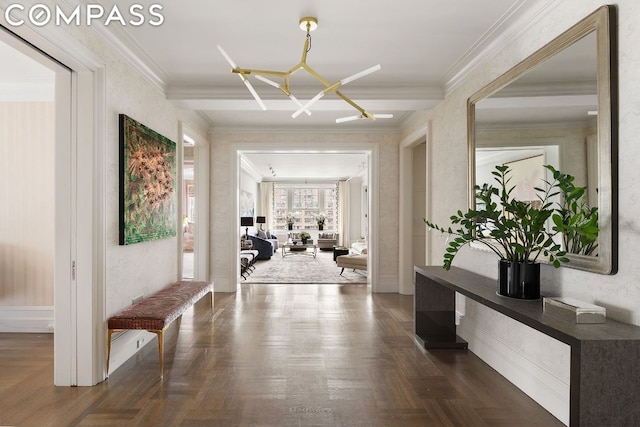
[0,284,562,426]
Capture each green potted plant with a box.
[551,171,599,256]
[425,164,595,300]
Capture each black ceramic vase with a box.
[288,224,293,230]
[498,260,540,300]
[318,224,323,231]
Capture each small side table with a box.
[333,246,350,262]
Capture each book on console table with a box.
[543,297,606,324]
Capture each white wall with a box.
[51,21,209,374]
[239,167,259,236]
[419,1,640,424]
[0,102,55,323]
[347,177,363,246]
[412,143,426,266]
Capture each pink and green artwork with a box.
[119,114,177,245]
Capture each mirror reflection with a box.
[468,6,616,274]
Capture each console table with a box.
[414,265,640,427]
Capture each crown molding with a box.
[0,4,104,71]
[210,123,402,135]
[443,0,561,95]
[167,84,443,101]
[52,0,168,93]
[476,118,594,131]
[240,157,263,182]
[491,79,596,97]
[0,81,53,101]
[87,22,168,94]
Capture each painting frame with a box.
[119,114,177,245]
[239,190,255,217]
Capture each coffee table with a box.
[281,243,318,258]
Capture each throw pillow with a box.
[257,230,267,238]
[265,230,272,239]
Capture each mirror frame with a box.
[467,5,618,274]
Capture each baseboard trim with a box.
[458,315,570,425]
[107,329,155,376]
[0,306,54,333]
[375,274,399,293]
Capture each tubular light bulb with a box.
[289,94,312,116]
[373,114,393,119]
[292,91,324,118]
[217,45,237,68]
[336,115,361,123]
[340,64,381,85]
[242,77,267,111]
[255,75,280,88]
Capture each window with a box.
[273,184,338,230]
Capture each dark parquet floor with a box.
[0,284,562,426]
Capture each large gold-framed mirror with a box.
[468,5,617,274]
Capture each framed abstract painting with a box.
[119,114,177,245]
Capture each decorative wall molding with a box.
[106,329,155,376]
[443,0,561,95]
[0,306,54,333]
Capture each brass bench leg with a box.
[151,329,165,379]
[106,329,122,377]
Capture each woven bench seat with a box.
[107,280,213,378]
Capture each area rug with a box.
[244,249,367,284]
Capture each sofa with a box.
[248,230,279,260]
[350,239,367,255]
[317,233,339,251]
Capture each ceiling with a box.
[99,0,543,133]
[242,152,368,181]
[2,0,569,180]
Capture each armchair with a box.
[247,235,274,260]
[317,232,339,251]
[248,230,278,260]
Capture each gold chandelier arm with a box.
[232,68,289,79]
[221,17,384,122]
[335,90,370,117]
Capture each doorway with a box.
[236,148,376,289]
[0,23,105,386]
[0,29,76,383]
[0,38,57,326]
[182,147,195,279]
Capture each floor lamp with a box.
[241,216,254,239]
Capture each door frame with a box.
[0,16,107,386]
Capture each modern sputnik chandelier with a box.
[217,17,393,123]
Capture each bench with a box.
[106,280,213,378]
